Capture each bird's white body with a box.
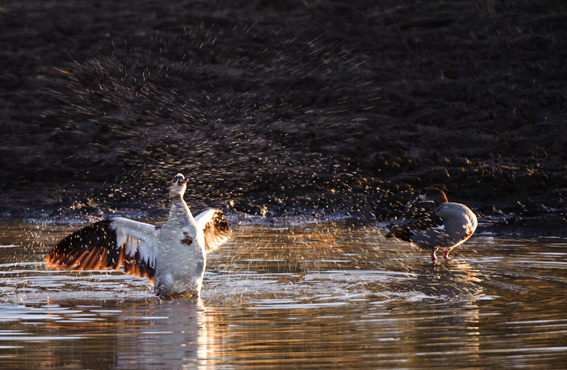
[155,196,205,296]
[409,201,477,251]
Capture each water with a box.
[0,221,566,369]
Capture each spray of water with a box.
[45,21,386,221]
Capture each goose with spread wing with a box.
[45,173,230,297]
[386,187,477,263]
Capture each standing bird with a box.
[45,173,230,297]
[386,187,477,263]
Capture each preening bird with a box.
[386,187,477,263]
[45,173,230,297]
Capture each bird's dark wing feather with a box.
[45,218,159,284]
[386,213,444,241]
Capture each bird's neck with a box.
[168,197,194,227]
[433,201,447,213]
[169,192,184,200]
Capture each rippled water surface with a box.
[1,221,567,369]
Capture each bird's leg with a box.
[431,250,437,263]
[443,250,451,260]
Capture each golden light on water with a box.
[0,222,567,368]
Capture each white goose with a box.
[45,173,230,297]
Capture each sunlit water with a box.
[0,221,566,369]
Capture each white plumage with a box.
[46,173,230,297]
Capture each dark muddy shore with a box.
[1,0,566,235]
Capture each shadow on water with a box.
[0,221,566,368]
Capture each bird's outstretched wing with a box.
[45,217,160,284]
[194,209,230,252]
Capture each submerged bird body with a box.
[45,174,229,297]
[386,188,477,262]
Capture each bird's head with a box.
[169,173,188,199]
[410,187,448,207]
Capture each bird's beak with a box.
[410,196,421,207]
